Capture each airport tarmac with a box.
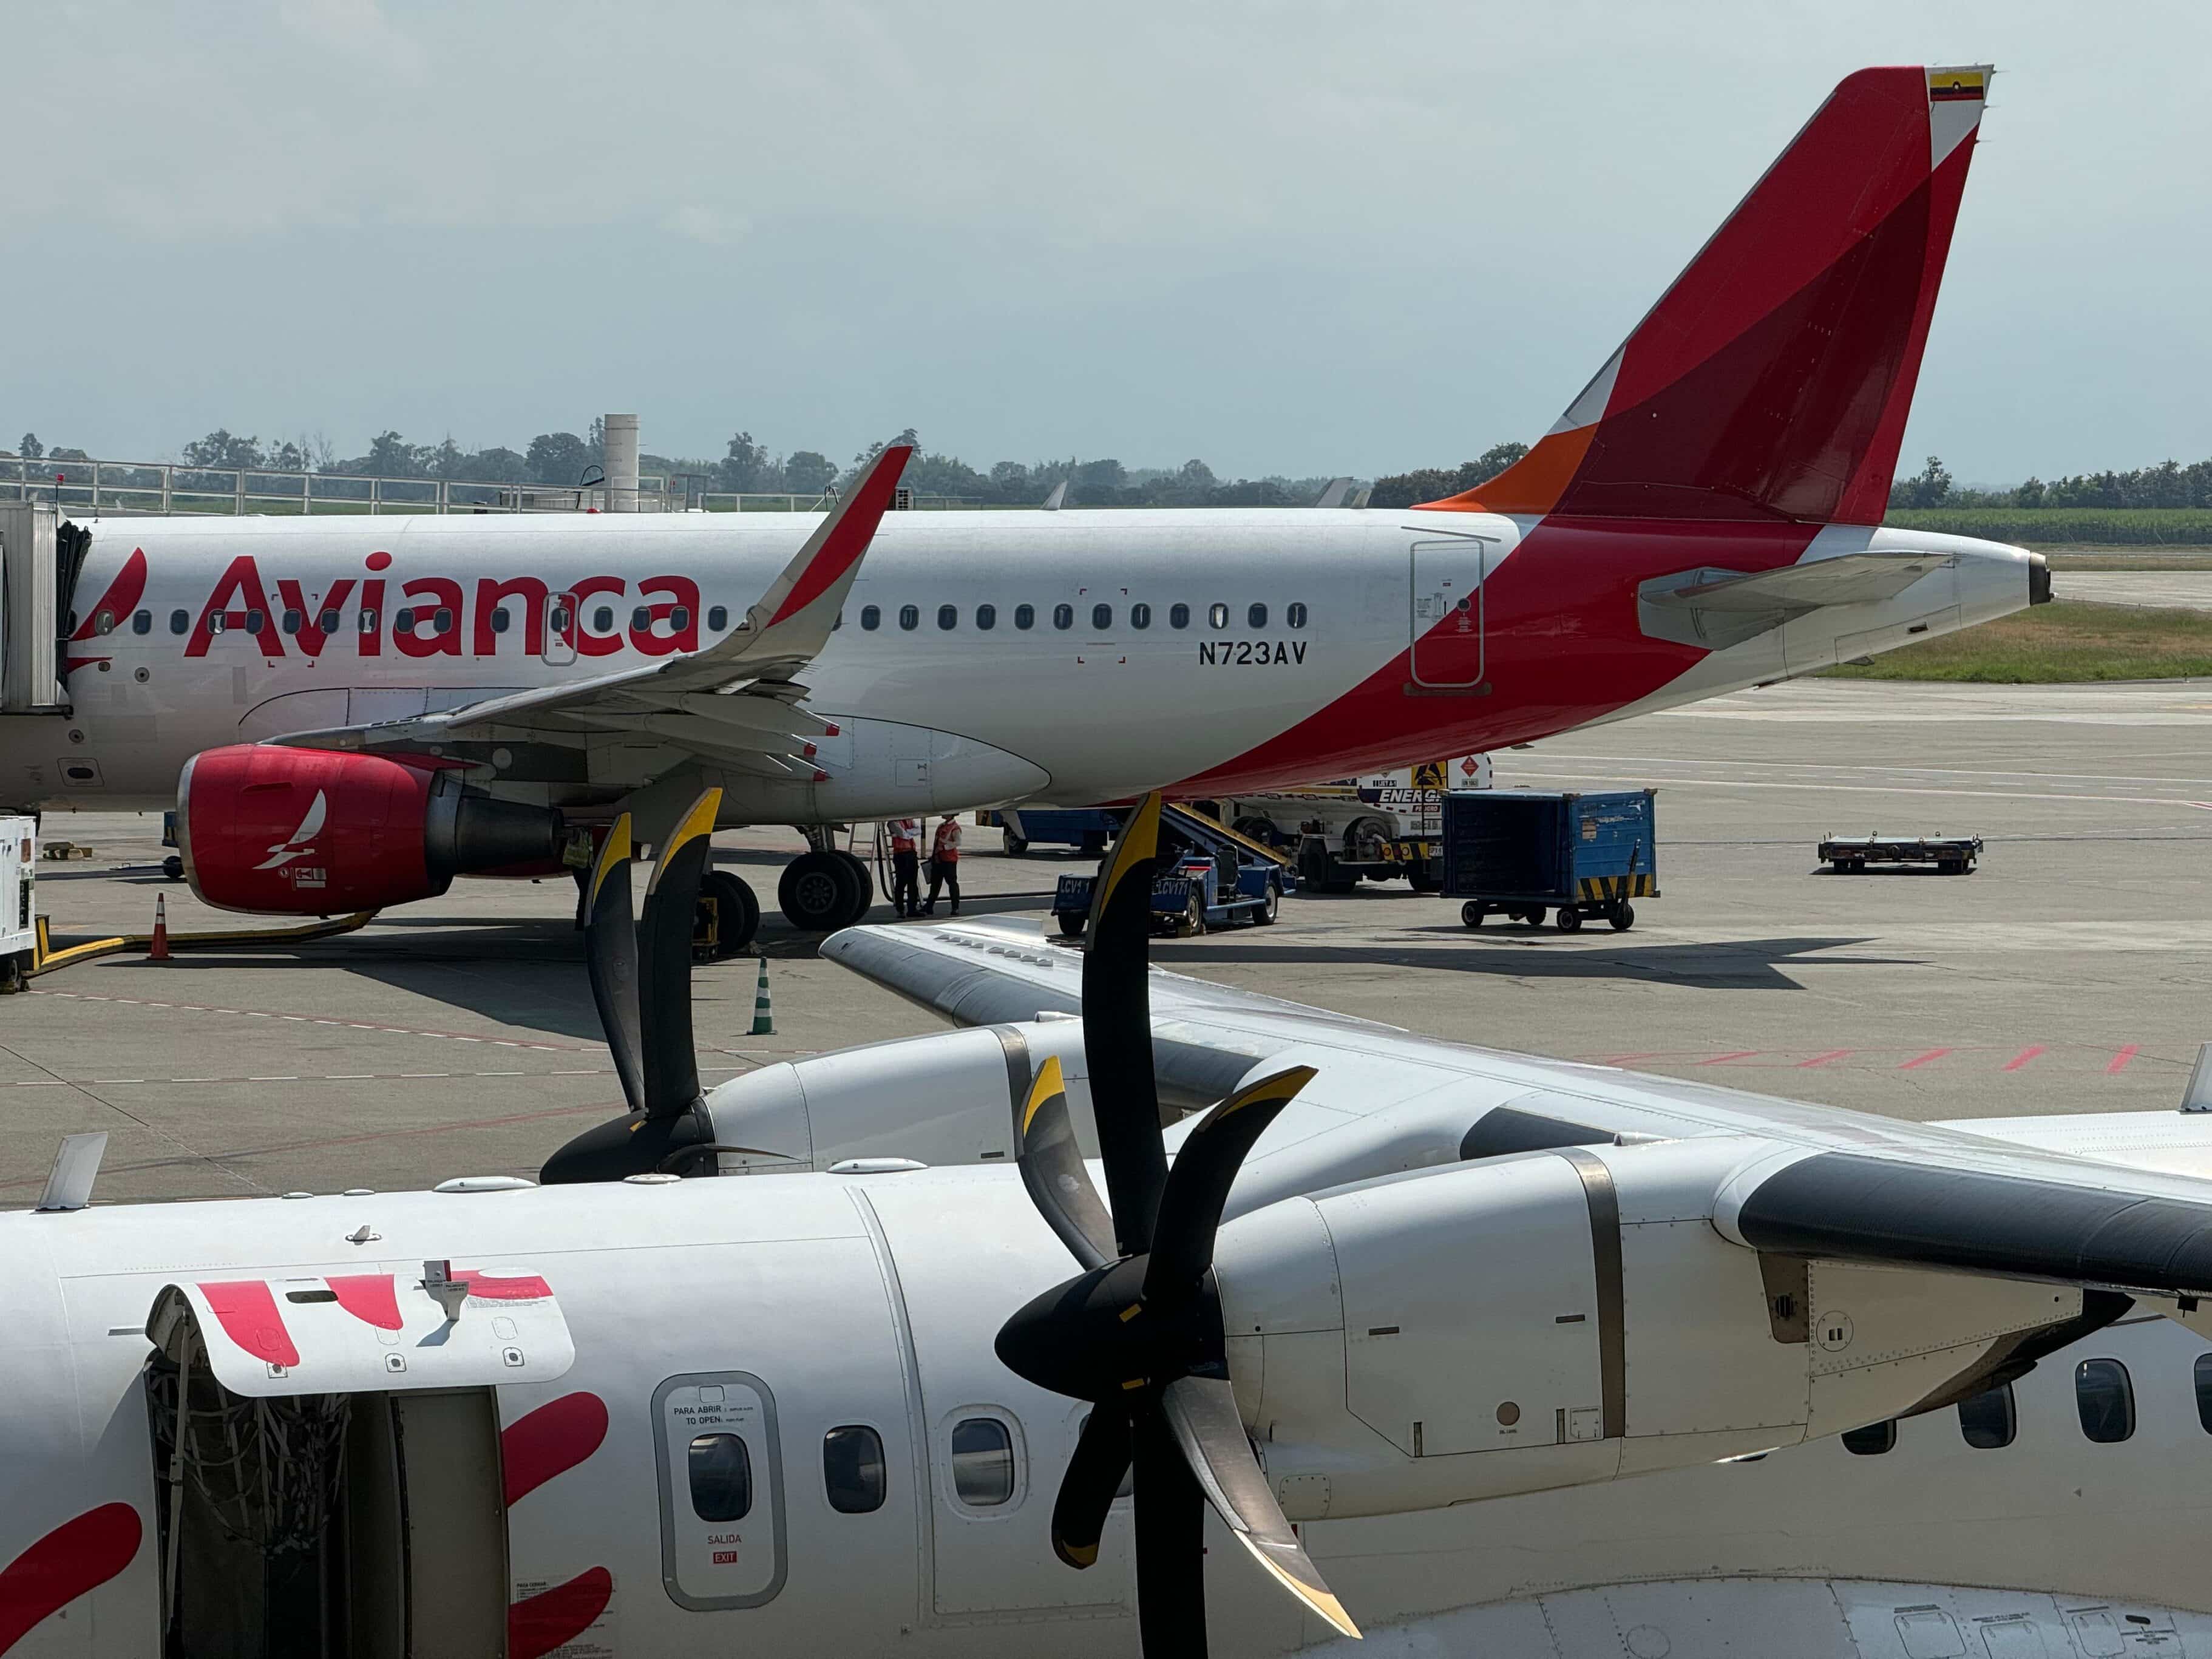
[2052,569,2212,609]
[5,674,2211,1206]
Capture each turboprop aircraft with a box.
[10,792,2212,1655]
[0,65,2044,943]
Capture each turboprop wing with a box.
[268,443,913,783]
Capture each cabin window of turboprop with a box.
[1131,603,1150,629]
[358,608,378,635]
[950,1417,1015,1507]
[132,609,152,635]
[2196,1353,2212,1434]
[1957,1382,2017,1450]
[93,609,115,635]
[281,609,302,635]
[246,609,267,634]
[593,606,616,634]
[688,1431,754,1522]
[900,605,920,631]
[1169,602,1190,629]
[1053,603,1074,631]
[170,609,189,634]
[1840,1419,1895,1456]
[1014,603,1035,630]
[938,605,957,631]
[489,607,510,635]
[1288,602,1308,629]
[1247,602,1267,628]
[319,608,341,634]
[823,1425,887,1514]
[976,603,997,631]
[708,605,728,631]
[861,605,881,631]
[2077,1358,2135,1444]
[1091,603,1112,630]
[1208,602,1229,629]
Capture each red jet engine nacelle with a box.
[178,745,563,915]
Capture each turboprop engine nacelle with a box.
[178,744,563,914]
[1215,1136,2086,1522]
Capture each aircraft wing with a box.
[823,918,2212,1318]
[270,444,914,777]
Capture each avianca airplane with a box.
[5,792,2212,1659]
[0,65,2041,943]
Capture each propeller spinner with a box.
[994,793,1359,1651]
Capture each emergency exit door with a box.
[1410,537,1490,688]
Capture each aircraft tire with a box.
[699,870,761,957]
[833,851,875,924]
[1057,912,1087,938]
[1003,830,1030,856]
[779,850,859,932]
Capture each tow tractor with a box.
[1258,756,1491,895]
[1050,804,1292,938]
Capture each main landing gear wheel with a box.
[1003,829,1030,856]
[1555,908,1584,934]
[697,870,761,958]
[1057,912,1087,938]
[1461,901,1485,929]
[833,850,875,924]
[778,850,861,932]
[162,855,184,881]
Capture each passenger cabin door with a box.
[1410,536,1490,689]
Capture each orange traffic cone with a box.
[149,894,171,961]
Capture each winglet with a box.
[749,443,912,640]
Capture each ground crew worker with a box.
[921,812,962,915]
[889,817,922,917]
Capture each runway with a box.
[6,674,2210,1204]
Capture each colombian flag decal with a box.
[1928,68,1986,103]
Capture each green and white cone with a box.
[749,955,774,1036]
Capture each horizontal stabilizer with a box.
[1638,549,1952,648]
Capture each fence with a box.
[0,455,682,517]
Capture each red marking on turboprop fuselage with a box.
[0,1503,143,1654]
[502,1392,611,1506]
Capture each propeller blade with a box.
[1160,1376,1359,1640]
[582,815,645,1116]
[1133,1404,1209,1658]
[1142,1067,1316,1305]
[637,787,722,1121]
[1084,790,1170,1259]
[1015,1054,1116,1272]
[1051,1405,1131,1569]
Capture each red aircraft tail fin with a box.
[1431,65,1990,527]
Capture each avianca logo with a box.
[183,551,704,662]
[254,791,327,870]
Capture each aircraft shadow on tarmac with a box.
[1167,934,1912,992]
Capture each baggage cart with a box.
[1440,789,1658,933]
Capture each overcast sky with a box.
[7,1,2208,484]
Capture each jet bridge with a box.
[0,501,89,714]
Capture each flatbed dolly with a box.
[1817,833,1981,875]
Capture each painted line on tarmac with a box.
[1507,768,2212,810]
[25,987,605,1053]
[1587,1043,2157,1074]
[1,1062,805,1090]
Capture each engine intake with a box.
[178,744,561,915]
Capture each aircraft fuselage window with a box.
[633,605,652,632]
[1053,603,1074,631]
[1958,1382,2016,1449]
[490,606,511,634]
[434,607,453,635]
[950,1417,1014,1507]
[2076,1357,2135,1443]
[824,1425,887,1514]
[688,1432,754,1522]
[1091,603,1112,630]
[169,609,189,634]
[1014,603,1036,630]
[976,603,997,631]
[1170,603,1190,629]
[246,609,266,634]
[861,605,881,631]
[1131,602,1152,629]
[708,605,729,631]
[1208,602,1229,629]
[593,606,616,633]
[670,605,691,631]
[938,604,958,630]
[208,613,226,635]
[358,609,378,634]
[900,605,920,631]
[93,609,114,635]
[280,609,301,634]
[395,608,415,634]
[549,605,571,633]
[132,609,152,635]
[318,608,341,634]
[2196,1352,2212,1433]
[1288,602,1308,629]
[1840,1419,1895,1456]
[1247,602,1267,628]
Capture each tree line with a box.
[1888,455,2212,511]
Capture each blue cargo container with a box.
[1440,789,1658,933]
